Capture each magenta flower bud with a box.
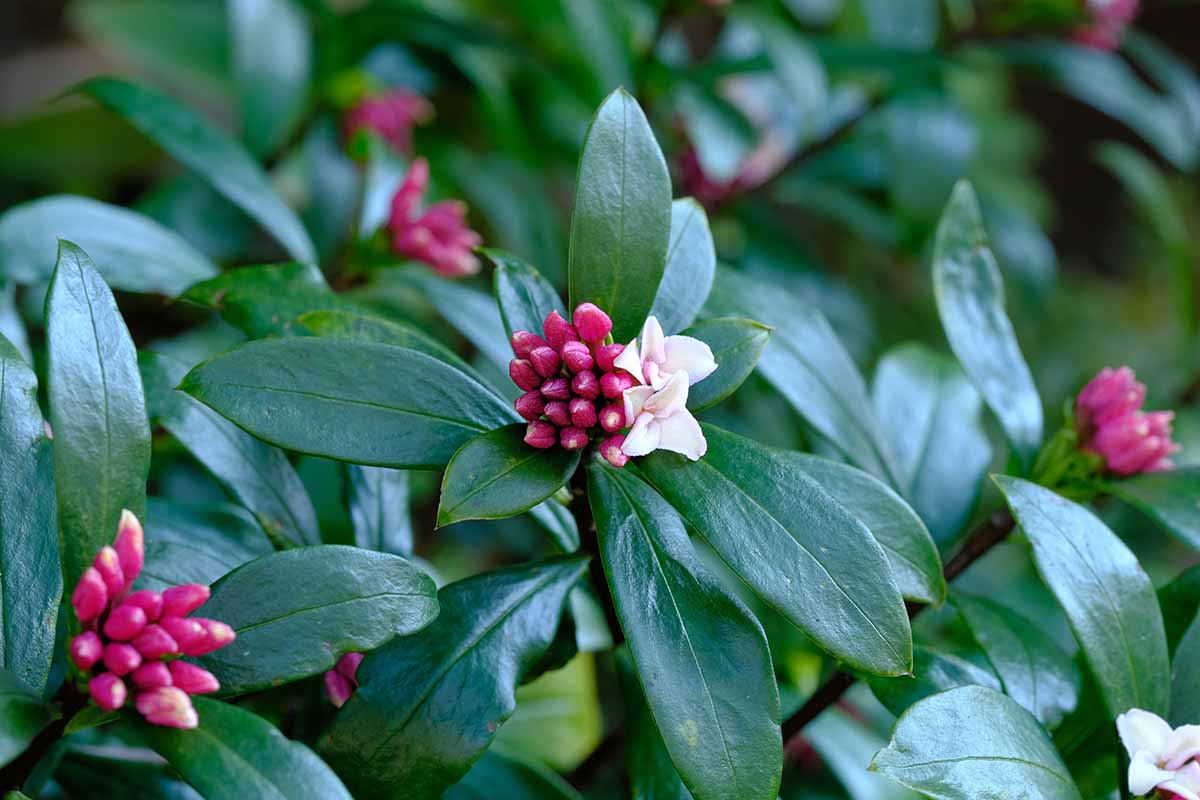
[595,343,625,373]
[573,303,612,343]
[161,584,210,618]
[560,427,589,450]
[601,435,629,468]
[167,661,220,695]
[525,421,557,449]
[72,567,109,623]
[124,590,163,622]
[544,401,571,427]
[569,398,597,429]
[131,661,173,691]
[336,652,364,683]
[571,370,601,400]
[89,672,127,711]
[540,377,571,401]
[542,311,579,351]
[509,359,542,391]
[600,403,626,433]
[514,391,545,421]
[160,617,207,653]
[561,341,594,373]
[93,546,126,601]
[70,631,104,672]
[103,603,148,641]
[325,669,354,708]
[103,642,142,676]
[132,624,180,659]
[1076,367,1145,431]
[601,371,636,399]
[186,619,236,656]
[510,330,548,359]
[114,509,144,590]
[529,346,562,379]
[135,686,198,729]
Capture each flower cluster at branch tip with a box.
[387,158,482,278]
[324,652,364,708]
[1075,366,1179,476]
[69,510,234,729]
[1075,0,1140,50]
[344,89,433,155]
[1118,708,1200,800]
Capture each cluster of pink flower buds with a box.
[324,652,364,708]
[1075,366,1180,476]
[1075,0,1139,50]
[510,304,632,468]
[344,89,433,155]
[387,157,482,278]
[68,511,235,729]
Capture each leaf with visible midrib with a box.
[649,199,716,335]
[1104,468,1200,550]
[488,250,566,340]
[682,318,770,413]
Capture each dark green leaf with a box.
[745,13,828,144]
[488,249,567,341]
[76,77,317,263]
[1170,615,1200,727]
[806,710,919,800]
[55,747,202,800]
[445,746,583,800]
[439,426,580,527]
[995,475,1169,717]
[954,592,1081,728]
[198,546,438,694]
[649,199,716,335]
[46,241,150,588]
[0,195,217,295]
[0,336,60,692]
[640,425,911,677]
[139,498,273,591]
[1158,563,1200,655]
[872,343,991,545]
[345,465,413,555]
[136,697,351,799]
[529,500,580,554]
[182,262,348,339]
[409,272,513,371]
[589,462,781,800]
[568,89,672,343]
[141,352,320,547]
[869,646,1002,718]
[322,556,588,799]
[617,649,694,800]
[494,653,602,770]
[181,338,517,469]
[933,181,1042,466]
[297,309,482,380]
[862,0,938,48]
[871,686,1081,800]
[0,670,58,770]
[682,318,770,413]
[1104,468,1200,550]
[230,0,311,157]
[0,284,30,365]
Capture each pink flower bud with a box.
[529,347,562,379]
[114,509,144,590]
[131,661,173,690]
[595,343,625,373]
[132,624,180,659]
[167,661,220,695]
[543,311,578,351]
[601,371,636,399]
[70,631,104,671]
[72,567,109,623]
[525,421,557,449]
[600,403,626,433]
[561,341,594,373]
[336,652,364,683]
[135,686,198,729]
[571,370,600,400]
[1076,367,1145,431]
[89,672,127,711]
[573,303,612,343]
[514,391,545,421]
[161,584,210,618]
[540,377,571,401]
[560,427,589,450]
[325,669,354,708]
[601,435,629,468]
[509,359,542,391]
[511,330,548,359]
[103,603,148,641]
[93,546,125,600]
[186,619,236,657]
[124,590,163,622]
[544,401,571,427]
[160,617,207,653]
[569,398,597,429]
[103,642,142,676]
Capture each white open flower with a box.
[621,371,707,460]
[614,315,717,391]
[1118,709,1200,799]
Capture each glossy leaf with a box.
[589,462,781,800]
[0,194,217,295]
[1104,468,1200,550]
[568,89,672,343]
[445,747,583,800]
[0,336,60,692]
[871,686,1082,800]
[681,318,770,413]
[54,747,202,800]
[933,181,1042,466]
[439,425,580,527]
[137,697,351,799]
[181,338,517,469]
[869,646,1002,718]
[46,241,150,588]
[616,649,694,800]
[1170,616,1200,727]
[1158,563,1200,655]
[487,249,566,341]
[640,425,912,677]
[0,284,29,365]
[345,465,413,555]
[0,671,58,770]
[996,475,1169,717]
[649,199,716,335]
[198,546,438,694]
[182,262,348,338]
[230,0,311,157]
[409,272,513,372]
[297,309,482,380]
[806,710,919,800]
[76,77,317,263]
[141,352,320,547]
[139,499,272,591]
[322,556,588,799]
[872,343,991,544]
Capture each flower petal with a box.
[614,339,643,384]
[641,316,666,364]
[1118,708,1173,759]
[623,385,655,423]
[654,408,707,461]
[1168,762,1200,799]
[621,414,661,457]
[644,371,689,417]
[1128,750,1176,796]
[663,335,718,385]
[1166,725,1200,770]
